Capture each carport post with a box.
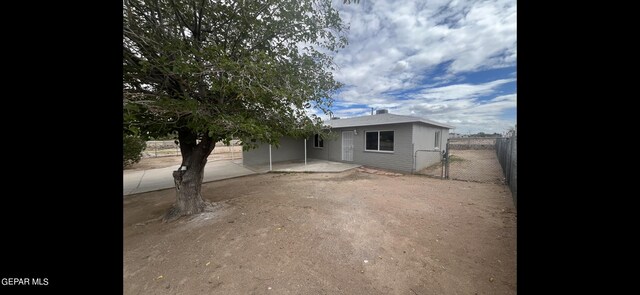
[269,144,272,171]
[304,139,307,165]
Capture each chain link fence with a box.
[142,140,243,161]
[415,136,516,208]
[415,150,445,178]
[444,137,505,184]
[496,136,517,208]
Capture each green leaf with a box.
[123,0,348,149]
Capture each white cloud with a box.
[402,95,516,134]
[412,79,515,101]
[323,0,517,133]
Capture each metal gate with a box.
[444,137,505,184]
[414,149,445,178]
[342,131,354,161]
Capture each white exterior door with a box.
[342,131,354,161]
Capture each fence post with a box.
[441,150,445,179]
[154,142,158,157]
[445,140,450,179]
[231,141,234,160]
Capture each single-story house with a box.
[243,110,454,173]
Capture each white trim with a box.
[363,150,394,154]
[364,130,395,152]
[269,144,272,171]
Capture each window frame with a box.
[313,134,324,148]
[434,130,441,149]
[364,130,395,153]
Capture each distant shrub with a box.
[123,134,147,168]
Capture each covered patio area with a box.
[243,137,360,173]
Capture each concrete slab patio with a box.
[124,159,360,196]
[244,159,361,173]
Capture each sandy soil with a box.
[448,138,497,145]
[418,162,445,179]
[418,149,504,184]
[124,170,516,294]
[125,151,242,172]
[447,150,505,184]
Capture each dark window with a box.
[365,131,394,152]
[366,132,378,150]
[314,134,324,148]
[379,131,394,151]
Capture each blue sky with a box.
[316,0,516,134]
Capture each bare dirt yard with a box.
[125,148,242,171]
[448,138,497,145]
[124,169,516,294]
[420,150,505,184]
[125,156,184,171]
[447,150,505,184]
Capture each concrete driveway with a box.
[123,159,255,196]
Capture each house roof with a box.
[326,113,455,129]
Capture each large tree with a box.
[123,0,347,221]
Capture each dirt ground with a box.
[125,152,242,172]
[448,138,497,145]
[419,150,504,184]
[124,170,517,294]
[142,142,243,158]
[448,150,505,184]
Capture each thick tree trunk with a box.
[163,131,216,222]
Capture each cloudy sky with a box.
[319,0,516,134]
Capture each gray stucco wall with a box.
[242,142,270,166]
[245,122,450,173]
[310,123,414,172]
[243,137,306,166]
[306,134,330,160]
[414,152,442,172]
[305,130,343,161]
[412,123,450,171]
[442,129,450,150]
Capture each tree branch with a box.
[169,0,193,35]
